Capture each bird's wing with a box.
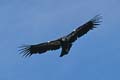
[19,39,61,57]
[66,15,102,43]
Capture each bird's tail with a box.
[60,44,72,57]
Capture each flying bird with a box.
[19,15,102,57]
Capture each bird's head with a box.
[62,38,66,41]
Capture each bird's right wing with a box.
[19,39,61,57]
[66,15,102,43]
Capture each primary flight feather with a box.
[19,15,102,57]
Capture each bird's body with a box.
[19,15,102,57]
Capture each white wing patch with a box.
[73,29,76,31]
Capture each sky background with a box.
[0,0,120,80]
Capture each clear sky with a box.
[0,0,120,80]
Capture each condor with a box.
[19,15,102,57]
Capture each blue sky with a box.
[0,0,120,80]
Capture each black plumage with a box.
[19,15,102,57]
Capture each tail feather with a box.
[60,44,72,57]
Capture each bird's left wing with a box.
[19,39,61,57]
[66,15,102,43]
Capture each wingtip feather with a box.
[18,45,32,57]
[90,14,102,27]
